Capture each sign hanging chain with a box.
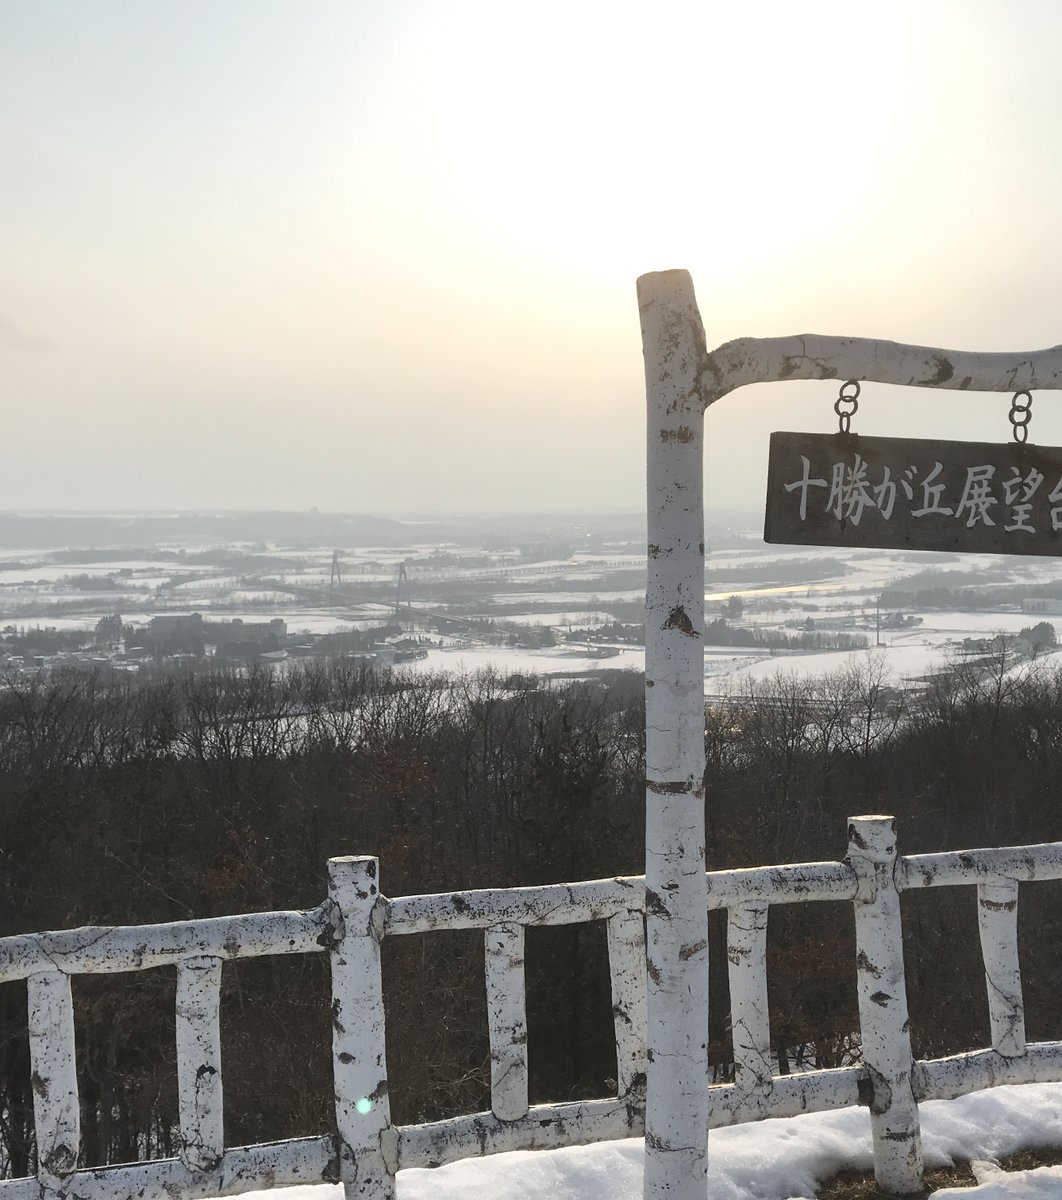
[1009,390,1033,444]
[834,380,860,435]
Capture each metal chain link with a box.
[834,380,860,435]
[1009,390,1033,445]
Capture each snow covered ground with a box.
[5,536,1062,691]
[395,634,1062,690]
[403,643,647,677]
[224,1083,1062,1200]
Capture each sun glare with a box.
[382,3,908,285]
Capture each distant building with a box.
[961,633,1033,657]
[148,612,204,637]
[204,617,287,648]
[145,614,287,657]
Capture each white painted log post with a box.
[848,816,923,1195]
[26,970,81,1186]
[977,882,1026,1057]
[328,856,396,1200]
[727,903,772,1097]
[606,909,648,1111]
[484,924,529,1121]
[175,956,225,1171]
[638,268,710,1200]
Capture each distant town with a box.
[1,508,1061,688]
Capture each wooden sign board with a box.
[764,431,1062,556]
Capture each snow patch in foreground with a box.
[232,1083,1062,1200]
[937,1164,1062,1198]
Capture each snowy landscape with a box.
[3,512,1062,694]
[5,512,1062,1197]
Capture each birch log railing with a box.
[5,816,1062,1199]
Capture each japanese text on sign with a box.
[764,432,1062,556]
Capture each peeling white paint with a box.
[900,843,1062,889]
[977,882,1026,1059]
[606,910,648,1115]
[327,856,395,1200]
[395,1097,637,1171]
[386,877,642,935]
[918,1043,1062,1100]
[0,907,335,984]
[701,333,1062,406]
[484,924,529,1122]
[638,268,711,1200]
[7,827,1062,1200]
[26,969,80,1188]
[727,903,771,1099]
[176,956,225,1172]
[848,816,923,1196]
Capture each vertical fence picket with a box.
[848,815,923,1196]
[176,955,224,1170]
[977,881,1026,1057]
[26,969,80,1186]
[484,924,529,1121]
[727,903,772,1098]
[606,910,647,1109]
[328,856,395,1200]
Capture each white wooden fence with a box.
[3,814,1062,1199]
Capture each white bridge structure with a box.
[6,269,1062,1200]
[3,821,1062,1199]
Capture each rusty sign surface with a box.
[764,431,1062,555]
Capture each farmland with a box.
[1,509,1060,686]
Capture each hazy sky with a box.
[4,1,1062,516]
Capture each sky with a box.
[4,1,1062,517]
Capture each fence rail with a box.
[3,816,1062,1198]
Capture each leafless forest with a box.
[2,657,1062,1175]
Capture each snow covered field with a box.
[403,643,647,677]
[399,629,1060,689]
[4,535,1062,688]
[222,1083,1062,1200]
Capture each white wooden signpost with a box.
[636,268,1062,1200]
